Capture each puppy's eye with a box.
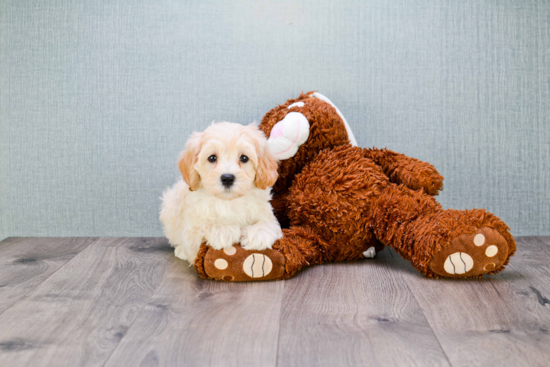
[208,155,217,163]
[239,155,249,163]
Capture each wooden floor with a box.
[0,237,549,367]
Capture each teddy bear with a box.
[194,91,516,281]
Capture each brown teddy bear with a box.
[195,91,516,281]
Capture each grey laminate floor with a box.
[0,237,549,367]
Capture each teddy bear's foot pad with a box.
[203,245,285,281]
[429,227,509,278]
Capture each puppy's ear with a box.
[178,132,202,191]
[251,127,279,190]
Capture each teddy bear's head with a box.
[259,91,357,192]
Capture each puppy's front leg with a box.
[205,225,241,250]
[241,219,283,251]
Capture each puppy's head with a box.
[178,122,278,199]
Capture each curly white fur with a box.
[160,122,282,264]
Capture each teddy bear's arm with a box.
[363,148,444,195]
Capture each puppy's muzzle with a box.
[221,174,235,188]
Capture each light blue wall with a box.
[1,0,549,238]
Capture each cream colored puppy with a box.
[160,122,283,264]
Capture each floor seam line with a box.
[274,281,285,367]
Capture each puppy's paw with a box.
[205,225,241,250]
[241,224,283,251]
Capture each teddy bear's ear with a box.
[311,92,357,146]
[267,112,310,160]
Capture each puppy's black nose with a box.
[221,174,235,187]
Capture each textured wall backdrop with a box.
[1,0,549,239]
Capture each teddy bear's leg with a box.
[194,226,383,281]
[271,227,330,279]
[369,183,516,278]
[193,229,319,281]
[272,226,383,279]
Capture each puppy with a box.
[160,122,283,264]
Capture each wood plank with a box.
[0,237,171,367]
[392,237,550,367]
[0,237,96,314]
[104,254,285,367]
[509,236,550,293]
[276,249,450,367]
[503,237,550,332]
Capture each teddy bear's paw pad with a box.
[203,245,285,281]
[429,227,509,278]
[267,112,310,160]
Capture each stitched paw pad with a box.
[430,227,509,278]
[203,245,285,281]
